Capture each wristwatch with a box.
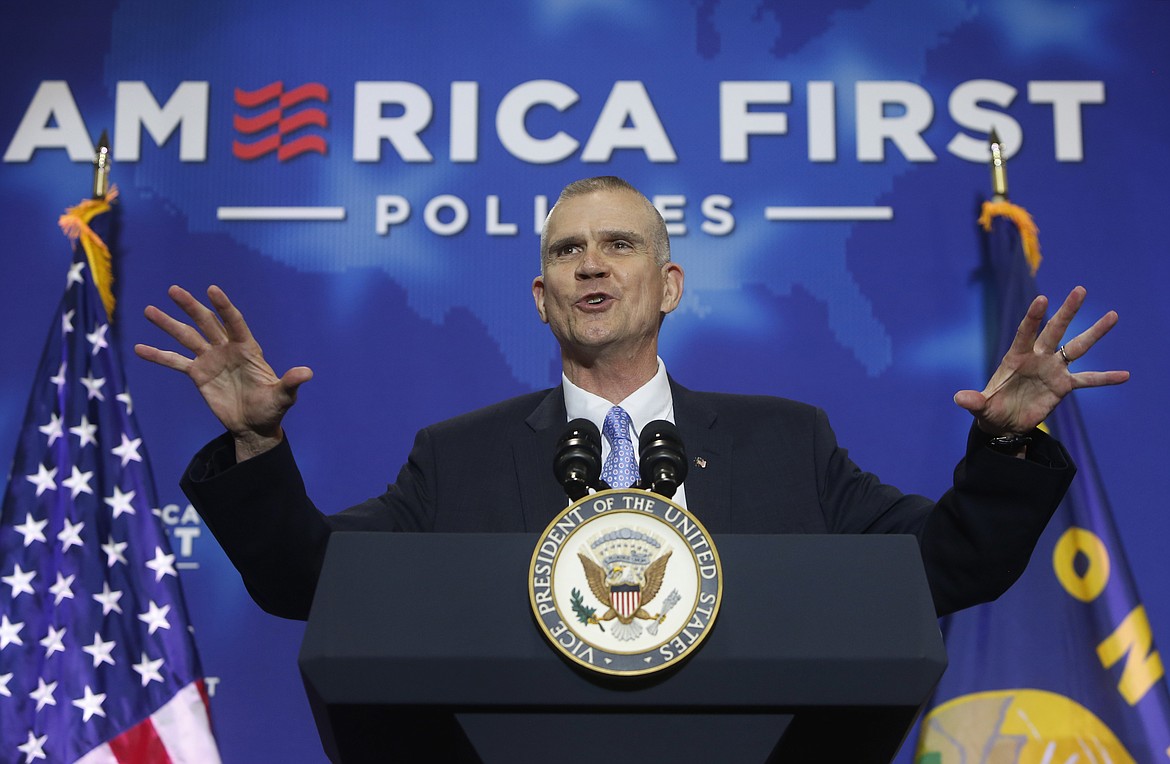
[986,432,1032,453]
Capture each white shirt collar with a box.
[562,357,675,437]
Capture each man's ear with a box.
[532,275,548,323]
[660,262,684,315]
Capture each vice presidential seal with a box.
[528,489,722,676]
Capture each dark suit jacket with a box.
[182,381,1075,620]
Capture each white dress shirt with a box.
[561,357,688,508]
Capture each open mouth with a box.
[578,293,612,308]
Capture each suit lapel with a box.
[671,381,733,533]
[515,387,572,531]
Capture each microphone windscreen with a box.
[638,419,682,455]
[560,418,601,450]
[554,418,604,500]
[638,419,688,489]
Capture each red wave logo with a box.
[233,82,328,161]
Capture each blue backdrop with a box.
[2,1,1167,760]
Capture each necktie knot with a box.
[601,406,638,489]
[603,405,632,443]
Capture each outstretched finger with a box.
[143,303,211,355]
[206,285,257,345]
[168,284,229,345]
[1059,310,1119,363]
[1006,295,1048,356]
[134,343,194,374]
[1036,286,1086,353]
[1071,369,1131,390]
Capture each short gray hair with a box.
[540,176,671,269]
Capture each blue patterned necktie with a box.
[600,405,639,489]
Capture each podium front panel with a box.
[300,533,945,710]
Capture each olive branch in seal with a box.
[570,587,604,632]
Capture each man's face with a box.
[532,189,683,363]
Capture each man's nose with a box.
[575,246,608,278]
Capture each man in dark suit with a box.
[135,176,1128,621]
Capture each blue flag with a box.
[0,195,220,763]
[914,203,1170,762]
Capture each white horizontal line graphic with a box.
[216,206,347,221]
[764,206,893,221]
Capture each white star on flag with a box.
[110,433,143,467]
[104,485,137,518]
[13,514,48,547]
[68,415,98,448]
[79,372,106,401]
[145,546,177,581]
[38,412,64,445]
[48,573,75,605]
[72,684,108,722]
[61,465,94,498]
[39,625,67,658]
[86,323,109,355]
[57,517,85,552]
[116,390,133,413]
[30,677,57,710]
[61,307,75,334]
[17,730,48,762]
[132,652,165,686]
[138,601,172,635]
[92,581,124,615]
[49,361,67,391]
[2,564,36,599]
[0,615,25,649]
[102,534,129,567]
[66,260,85,285]
[25,463,57,496]
[0,672,12,697]
[83,632,117,668]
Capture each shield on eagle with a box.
[610,583,641,619]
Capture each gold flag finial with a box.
[979,128,1040,276]
[92,129,110,199]
[989,128,1008,201]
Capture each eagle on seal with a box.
[578,549,673,641]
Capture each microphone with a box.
[553,418,604,501]
[638,420,688,499]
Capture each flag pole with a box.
[92,129,110,199]
[981,129,1040,276]
[61,131,117,318]
[988,128,1008,202]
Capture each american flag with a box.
[0,198,219,763]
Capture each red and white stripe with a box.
[612,589,641,619]
[75,680,220,764]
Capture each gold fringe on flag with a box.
[59,187,118,319]
[979,199,1041,277]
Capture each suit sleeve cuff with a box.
[967,424,1070,470]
